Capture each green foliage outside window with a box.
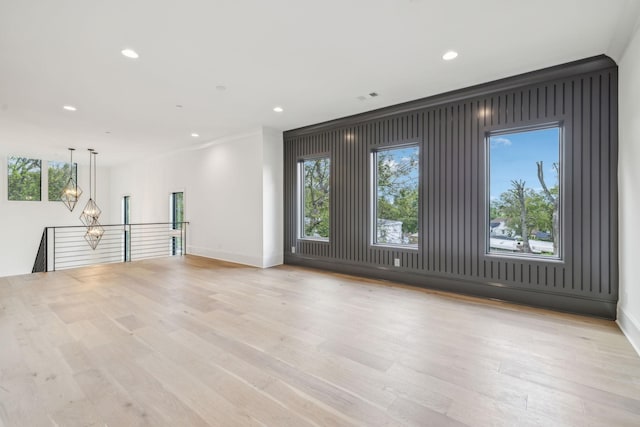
[48,161,77,201]
[375,146,419,245]
[489,127,560,257]
[173,192,184,228]
[8,156,41,201]
[491,186,557,239]
[302,158,330,239]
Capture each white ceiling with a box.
[1,0,638,165]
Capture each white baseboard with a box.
[617,307,640,357]
[262,253,284,268]
[186,246,283,269]
[187,246,263,268]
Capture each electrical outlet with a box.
[291,246,296,254]
[394,258,400,267]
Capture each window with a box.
[123,196,131,261]
[372,145,419,246]
[171,192,184,255]
[48,161,77,201]
[123,196,131,225]
[7,156,41,201]
[488,126,561,258]
[298,157,330,240]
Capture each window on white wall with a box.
[123,196,131,224]
[171,192,184,255]
[123,196,131,261]
[48,161,77,202]
[488,125,561,258]
[372,145,420,247]
[7,156,41,201]
[298,157,330,240]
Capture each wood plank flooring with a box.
[1,255,639,426]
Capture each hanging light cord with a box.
[93,152,98,202]
[88,149,93,200]
[69,148,73,183]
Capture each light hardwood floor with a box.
[1,255,639,426]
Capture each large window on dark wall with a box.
[488,125,561,258]
[298,157,330,240]
[372,145,420,247]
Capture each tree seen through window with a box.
[48,161,77,202]
[301,158,330,239]
[8,156,41,201]
[489,127,560,257]
[374,146,419,246]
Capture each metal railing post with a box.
[124,224,131,262]
[44,227,48,272]
[52,227,56,272]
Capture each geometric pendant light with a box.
[84,219,105,250]
[80,150,104,249]
[80,149,102,226]
[80,198,102,226]
[60,148,83,211]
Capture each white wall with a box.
[0,154,111,277]
[618,22,640,355]
[108,127,283,268]
[262,128,284,267]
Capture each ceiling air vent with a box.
[357,92,380,101]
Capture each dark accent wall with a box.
[283,55,618,319]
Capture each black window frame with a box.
[485,122,564,261]
[47,160,78,202]
[7,156,42,202]
[370,143,421,249]
[297,154,331,242]
[171,191,184,255]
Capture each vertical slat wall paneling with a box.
[609,70,619,298]
[475,100,483,280]
[453,105,460,275]
[464,102,472,277]
[470,101,478,278]
[435,108,443,273]
[334,131,342,260]
[561,79,573,291]
[425,110,433,272]
[569,78,581,291]
[599,74,608,295]
[283,56,619,318]
[446,106,453,274]
[583,77,593,293]
[591,75,601,295]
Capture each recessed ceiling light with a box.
[63,105,77,111]
[442,50,458,61]
[121,48,139,59]
[191,133,199,138]
[273,106,284,113]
